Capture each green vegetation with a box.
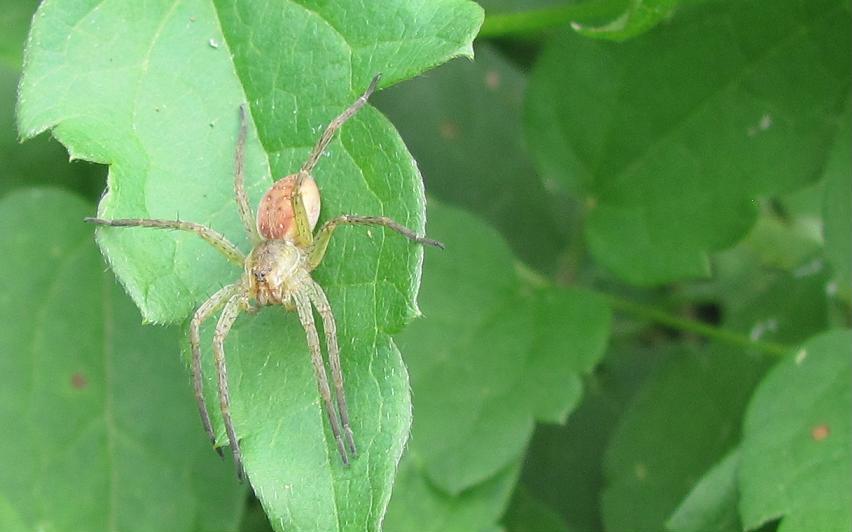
[1,0,848,531]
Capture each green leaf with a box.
[0,188,244,532]
[0,495,28,532]
[520,343,671,532]
[822,107,852,298]
[17,1,482,530]
[0,0,37,68]
[503,486,572,532]
[723,269,830,347]
[384,453,521,532]
[667,449,741,532]
[18,0,483,323]
[601,346,768,532]
[396,201,612,494]
[571,0,678,41]
[526,0,851,285]
[376,44,568,273]
[0,64,105,200]
[739,330,852,532]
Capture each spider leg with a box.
[289,75,382,248]
[190,283,242,457]
[308,214,444,271]
[306,280,356,455]
[297,74,382,180]
[293,290,350,465]
[289,176,315,249]
[213,292,248,480]
[84,217,244,266]
[235,105,261,244]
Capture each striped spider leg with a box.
[86,74,443,478]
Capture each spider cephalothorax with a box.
[86,75,443,478]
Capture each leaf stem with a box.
[478,2,621,38]
[515,262,793,357]
[601,293,793,357]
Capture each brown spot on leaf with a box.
[439,121,459,140]
[811,423,830,441]
[485,70,500,90]
[71,372,88,390]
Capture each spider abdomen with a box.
[256,174,321,241]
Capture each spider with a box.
[86,75,443,478]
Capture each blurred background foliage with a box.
[1,0,849,531]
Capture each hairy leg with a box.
[289,177,315,249]
[287,75,382,248]
[308,214,444,270]
[190,283,243,457]
[293,290,350,465]
[84,217,244,265]
[307,280,356,455]
[297,74,382,180]
[213,293,247,479]
[235,105,260,243]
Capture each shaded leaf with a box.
[667,449,741,532]
[519,343,671,532]
[0,188,244,532]
[601,346,768,532]
[0,0,105,202]
[723,269,830,347]
[739,330,852,532]
[0,0,37,67]
[0,64,104,200]
[503,486,572,532]
[822,106,852,298]
[17,1,482,529]
[526,0,851,285]
[376,44,568,273]
[397,201,612,494]
[384,453,520,532]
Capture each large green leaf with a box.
[376,44,568,273]
[384,453,520,532]
[17,1,483,530]
[601,346,768,532]
[519,343,671,532]
[526,0,851,285]
[667,450,741,532]
[396,201,612,494]
[0,188,244,532]
[739,330,852,532]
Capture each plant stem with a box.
[478,2,621,38]
[602,293,793,357]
